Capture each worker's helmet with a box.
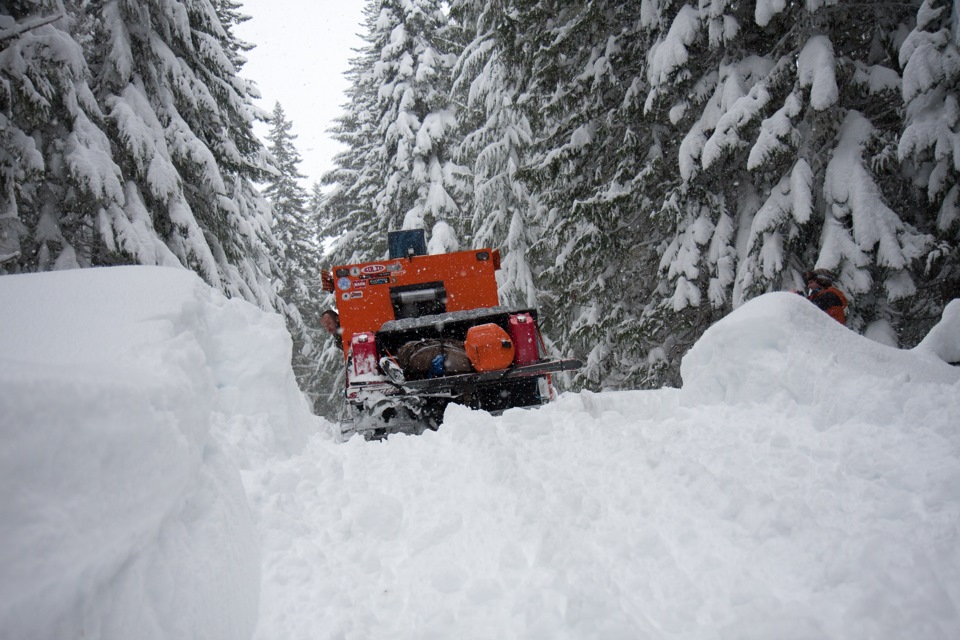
[803,268,836,287]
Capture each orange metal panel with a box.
[330,249,501,356]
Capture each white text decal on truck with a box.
[360,264,387,275]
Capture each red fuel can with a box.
[351,332,378,376]
[508,313,539,365]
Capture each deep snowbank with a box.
[251,292,960,640]
[2,267,958,640]
[0,267,317,640]
[916,298,960,365]
[682,292,959,416]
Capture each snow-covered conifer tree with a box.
[449,0,542,309]
[525,1,671,389]
[320,2,387,265]
[448,0,674,389]
[308,181,325,226]
[898,0,960,335]
[263,102,328,407]
[86,0,280,308]
[643,0,931,364]
[2,0,282,310]
[374,0,465,252]
[264,102,315,294]
[1,1,130,272]
[321,0,466,264]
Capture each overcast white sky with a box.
[235,2,367,187]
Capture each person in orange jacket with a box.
[800,268,847,324]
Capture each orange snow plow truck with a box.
[323,230,582,440]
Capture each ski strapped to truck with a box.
[395,357,583,394]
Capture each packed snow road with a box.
[2,267,959,639]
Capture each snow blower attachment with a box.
[327,230,582,440]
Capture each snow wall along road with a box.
[0,267,317,640]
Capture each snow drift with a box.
[250,293,960,639]
[0,267,316,640]
[1,266,959,640]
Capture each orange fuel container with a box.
[464,324,515,372]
